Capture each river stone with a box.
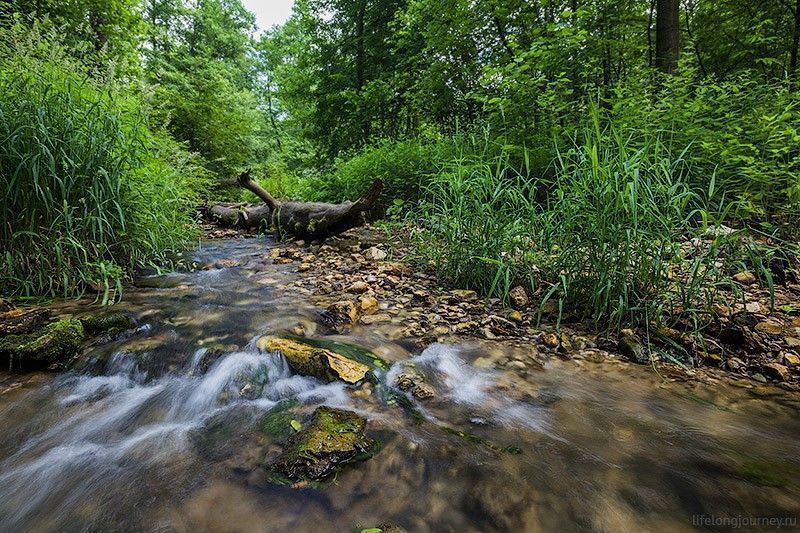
[269,406,376,481]
[509,286,530,309]
[733,271,757,284]
[348,281,370,294]
[619,331,649,364]
[0,308,52,336]
[395,371,435,400]
[450,289,478,302]
[0,319,84,368]
[257,336,370,384]
[80,313,132,335]
[755,320,784,335]
[322,300,359,327]
[762,363,790,382]
[363,246,387,262]
[359,295,379,314]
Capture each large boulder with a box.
[268,406,376,481]
[0,319,84,368]
[257,336,371,384]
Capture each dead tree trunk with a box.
[208,203,272,230]
[229,171,383,239]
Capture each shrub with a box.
[0,28,208,299]
[609,75,800,221]
[307,137,460,207]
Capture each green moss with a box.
[80,313,131,335]
[0,319,84,367]
[259,399,300,438]
[283,334,388,372]
[732,453,800,488]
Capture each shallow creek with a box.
[0,237,799,532]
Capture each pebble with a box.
[348,281,369,294]
[364,246,388,261]
[783,353,800,365]
[745,301,762,314]
[732,271,757,284]
[762,363,790,382]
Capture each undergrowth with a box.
[0,28,208,300]
[412,108,788,338]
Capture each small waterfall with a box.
[0,338,349,529]
[387,343,549,432]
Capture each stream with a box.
[0,237,799,532]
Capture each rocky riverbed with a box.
[0,229,798,531]
[207,223,800,391]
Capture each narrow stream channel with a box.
[0,237,798,532]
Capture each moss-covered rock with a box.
[0,319,84,368]
[257,336,371,384]
[193,343,238,375]
[268,406,376,481]
[79,313,132,335]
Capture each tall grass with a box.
[414,109,772,335]
[0,28,208,299]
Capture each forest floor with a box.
[204,222,800,392]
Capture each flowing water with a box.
[1,237,799,532]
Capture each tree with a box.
[655,0,680,74]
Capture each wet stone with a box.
[0,307,52,336]
[618,331,649,364]
[762,363,790,382]
[268,406,376,482]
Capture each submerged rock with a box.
[79,313,132,335]
[257,336,371,384]
[268,406,376,481]
[0,319,84,368]
[394,370,435,400]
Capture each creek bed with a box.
[0,237,798,532]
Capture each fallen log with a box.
[208,202,272,230]
[234,171,383,239]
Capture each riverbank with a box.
[204,222,800,392]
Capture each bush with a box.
[0,28,208,299]
[414,109,772,334]
[609,75,800,221]
[304,138,459,207]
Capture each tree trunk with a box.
[355,0,370,141]
[208,203,272,230]
[229,171,383,239]
[791,0,800,80]
[655,0,680,74]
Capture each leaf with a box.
[290,419,302,432]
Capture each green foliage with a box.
[413,110,770,334]
[309,138,458,206]
[609,75,800,219]
[0,28,208,298]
